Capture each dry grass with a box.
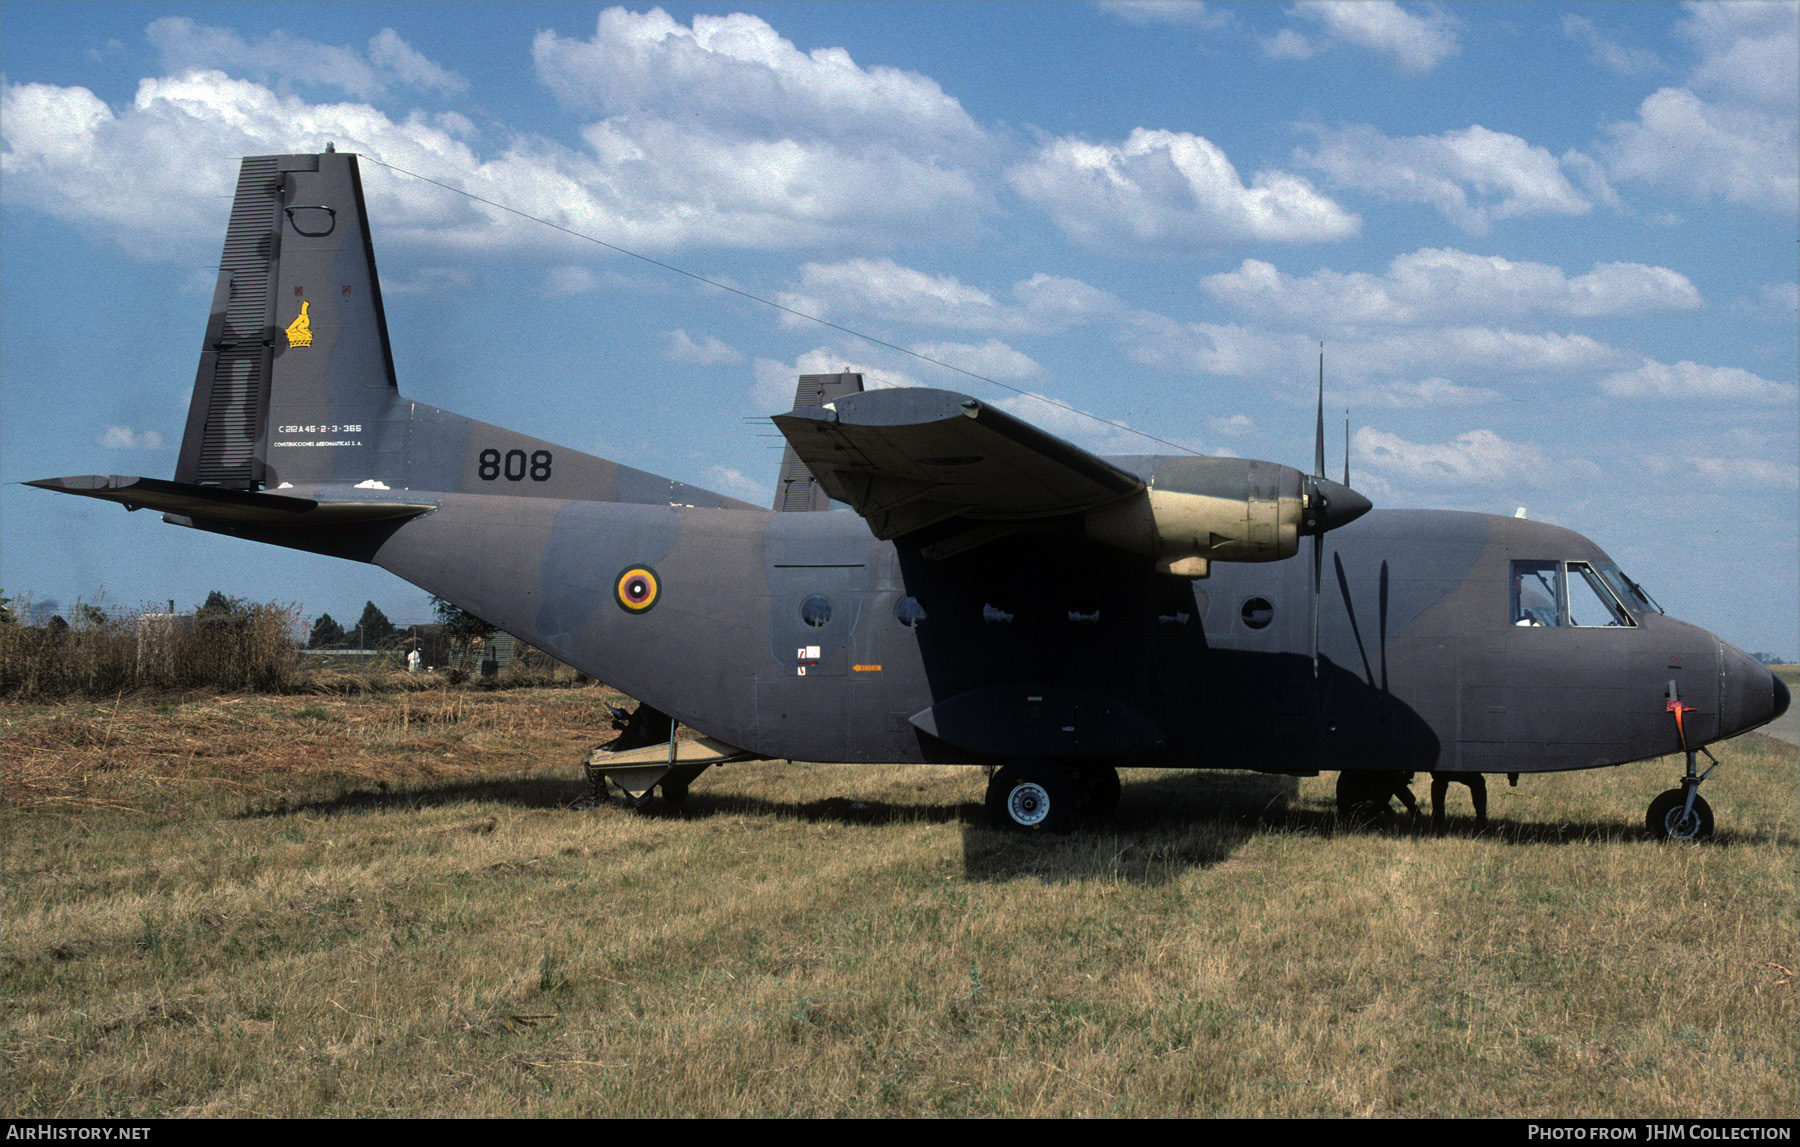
[2,688,1794,1117]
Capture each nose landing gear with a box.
[1647,747,1717,841]
[1649,682,1718,841]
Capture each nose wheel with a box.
[1647,787,1713,841]
[1647,748,1718,841]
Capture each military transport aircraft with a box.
[29,150,1789,839]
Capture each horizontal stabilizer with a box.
[26,474,434,526]
[772,388,1144,540]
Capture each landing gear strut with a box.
[1647,748,1717,841]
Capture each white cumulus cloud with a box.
[529,7,996,247]
[0,72,495,260]
[1600,2,1798,213]
[1100,2,1232,28]
[777,260,1126,337]
[534,7,987,155]
[990,392,1165,457]
[1599,359,1798,403]
[907,339,1041,381]
[1674,454,1800,491]
[1561,13,1662,75]
[1364,378,1501,407]
[664,329,744,365]
[1010,127,1358,253]
[1,9,999,264]
[753,349,921,412]
[1201,249,1702,325]
[1354,427,1554,484]
[1275,2,1461,75]
[100,426,164,450]
[146,18,469,98]
[779,258,1009,332]
[1121,316,1620,386]
[1297,124,1597,234]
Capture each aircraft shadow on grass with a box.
[235,758,1787,887]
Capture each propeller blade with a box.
[1312,521,1322,679]
[1314,347,1326,479]
[1311,348,1325,679]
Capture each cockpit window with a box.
[1595,560,1663,615]
[1567,562,1635,627]
[1511,560,1562,626]
[1513,559,1641,628]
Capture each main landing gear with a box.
[1334,770,1423,829]
[985,761,1120,833]
[1647,747,1717,841]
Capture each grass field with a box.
[3,684,1794,1117]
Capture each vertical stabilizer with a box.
[773,372,863,511]
[175,150,404,490]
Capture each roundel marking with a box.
[615,566,661,614]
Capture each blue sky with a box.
[3,2,1796,657]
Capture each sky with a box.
[2,1,1796,657]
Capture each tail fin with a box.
[175,149,402,490]
[158,148,754,510]
[772,371,863,511]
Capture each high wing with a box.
[771,388,1144,547]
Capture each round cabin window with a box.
[800,595,833,628]
[1240,596,1274,630]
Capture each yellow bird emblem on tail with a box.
[285,301,313,348]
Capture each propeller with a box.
[1302,349,1372,679]
[1312,350,1325,679]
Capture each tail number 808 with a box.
[478,448,552,482]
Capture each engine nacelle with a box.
[1083,457,1311,573]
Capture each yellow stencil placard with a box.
[285,301,313,348]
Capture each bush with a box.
[0,595,302,698]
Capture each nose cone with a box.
[1309,477,1373,534]
[1719,642,1789,738]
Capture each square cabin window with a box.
[1511,560,1562,626]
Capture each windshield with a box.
[1595,560,1663,615]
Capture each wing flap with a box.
[771,388,1143,540]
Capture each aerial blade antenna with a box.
[1344,408,1350,487]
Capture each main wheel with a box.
[1336,771,1398,829]
[986,761,1075,834]
[1647,788,1713,841]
